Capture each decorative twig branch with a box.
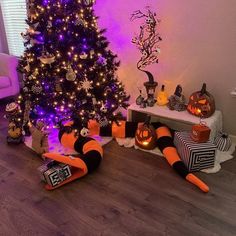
[131,7,162,83]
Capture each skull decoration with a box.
[187,83,215,118]
[135,116,157,150]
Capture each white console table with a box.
[127,103,222,141]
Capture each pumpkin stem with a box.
[201,83,207,95]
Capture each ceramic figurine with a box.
[167,85,187,111]
[136,90,145,105]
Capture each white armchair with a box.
[0,53,20,99]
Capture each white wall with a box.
[95,0,236,135]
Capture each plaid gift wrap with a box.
[38,161,72,187]
[174,131,216,172]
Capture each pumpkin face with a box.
[187,83,215,118]
[135,124,157,150]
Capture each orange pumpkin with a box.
[187,83,215,118]
[135,120,157,150]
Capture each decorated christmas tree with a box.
[17,0,129,129]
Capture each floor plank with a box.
[0,103,236,236]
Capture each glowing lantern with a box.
[135,116,157,150]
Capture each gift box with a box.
[191,123,211,143]
[174,131,216,172]
[38,160,72,187]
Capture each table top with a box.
[128,103,222,126]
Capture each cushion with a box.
[0,76,11,89]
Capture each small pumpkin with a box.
[135,117,157,150]
[214,132,232,152]
[157,85,168,106]
[187,83,215,118]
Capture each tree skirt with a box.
[24,128,112,155]
[116,138,235,174]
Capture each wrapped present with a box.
[174,131,216,172]
[38,160,72,187]
[191,123,211,143]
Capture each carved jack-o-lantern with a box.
[187,83,215,118]
[135,118,157,150]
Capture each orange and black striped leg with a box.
[43,137,103,190]
[88,120,139,138]
[152,122,209,193]
[43,152,89,190]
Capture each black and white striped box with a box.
[174,132,216,172]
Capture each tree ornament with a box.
[97,56,107,65]
[98,117,109,127]
[66,65,76,81]
[30,37,44,46]
[21,32,30,41]
[24,62,30,72]
[104,86,112,94]
[157,85,168,106]
[135,116,157,150]
[27,27,41,35]
[100,104,108,113]
[47,21,52,29]
[80,78,93,92]
[83,0,93,6]
[5,102,20,118]
[187,83,215,118]
[75,18,84,26]
[23,87,29,93]
[92,97,97,105]
[79,52,88,59]
[39,52,55,64]
[90,50,95,57]
[55,78,63,92]
[32,84,43,94]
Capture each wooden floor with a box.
[0,104,236,235]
